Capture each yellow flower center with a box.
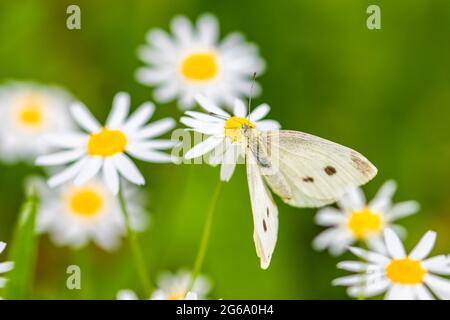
[224,116,255,142]
[17,96,44,128]
[87,129,127,157]
[386,258,426,285]
[181,52,218,81]
[347,207,382,240]
[68,188,103,217]
[168,291,187,300]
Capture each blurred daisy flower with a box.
[181,95,280,181]
[36,92,176,195]
[313,180,419,256]
[0,242,14,297]
[33,177,149,251]
[334,228,450,300]
[0,82,74,162]
[117,270,210,300]
[136,13,265,110]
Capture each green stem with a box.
[118,188,152,296]
[189,181,222,291]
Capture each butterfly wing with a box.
[246,149,279,269]
[255,130,377,208]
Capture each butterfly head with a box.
[224,116,255,143]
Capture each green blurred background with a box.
[0,0,449,299]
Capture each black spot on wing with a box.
[324,166,337,176]
[262,219,267,232]
[302,177,314,183]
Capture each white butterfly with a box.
[244,128,377,269]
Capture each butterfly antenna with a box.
[247,72,257,120]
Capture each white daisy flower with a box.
[0,242,14,297]
[136,13,265,110]
[36,92,176,195]
[0,82,74,162]
[33,177,149,251]
[116,270,210,300]
[181,95,280,181]
[334,228,450,300]
[313,180,419,256]
[151,270,210,300]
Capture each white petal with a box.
[385,284,414,300]
[184,111,223,123]
[196,13,218,45]
[384,228,406,259]
[338,187,366,212]
[233,99,247,118]
[117,290,138,300]
[255,120,281,131]
[180,116,223,135]
[131,140,177,150]
[315,207,346,226]
[36,149,85,166]
[185,291,198,300]
[103,158,119,195]
[0,261,14,273]
[409,231,436,260]
[369,180,397,212]
[422,255,450,275]
[194,95,229,117]
[312,228,340,251]
[424,274,450,300]
[349,247,390,265]
[347,278,390,298]
[0,242,6,254]
[249,103,270,122]
[113,153,145,185]
[47,158,87,187]
[127,148,174,163]
[366,236,388,255]
[414,284,434,300]
[185,136,223,159]
[220,144,238,182]
[107,92,130,128]
[41,133,87,149]
[171,15,194,45]
[386,201,419,221]
[70,102,101,133]
[123,102,155,131]
[133,118,176,140]
[337,261,368,272]
[74,157,103,186]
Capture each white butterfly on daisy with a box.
[181,94,280,182]
[36,92,176,195]
[0,82,75,162]
[136,13,265,110]
[33,177,149,251]
[334,228,450,300]
[313,180,419,256]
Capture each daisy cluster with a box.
[0,12,448,301]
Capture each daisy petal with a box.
[233,99,247,118]
[117,290,138,300]
[422,255,450,275]
[197,13,219,45]
[123,102,155,131]
[185,111,223,123]
[133,118,175,140]
[185,136,223,159]
[107,92,130,128]
[41,133,87,149]
[113,154,145,185]
[249,103,270,122]
[103,158,119,195]
[0,242,6,254]
[414,284,434,300]
[347,278,390,298]
[194,95,229,117]
[337,261,368,272]
[74,157,103,186]
[36,149,85,166]
[424,274,450,300]
[409,231,436,260]
[131,140,177,150]
[315,207,346,226]
[0,261,14,273]
[386,201,419,221]
[338,187,366,212]
[70,102,101,133]
[369,180,397,212]
[349,247,390,265]
[47,158,87,187]
[385,284,414,300]
[255,120,280,131]
[384,228,406,259]
[127,148,173,163]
